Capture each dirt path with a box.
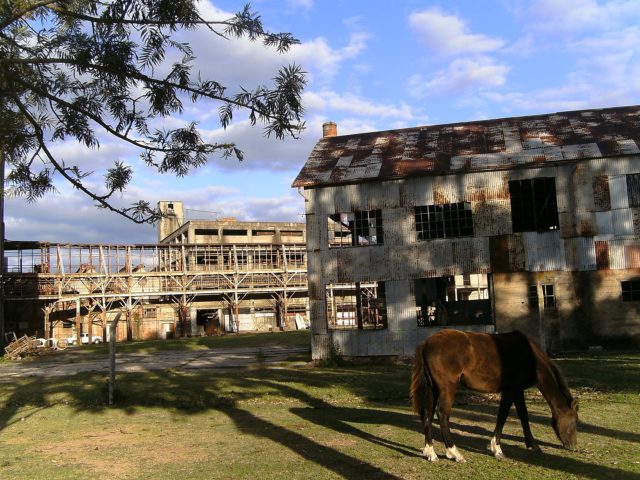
[0,345,309,379]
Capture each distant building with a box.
[2,203,308,343]
[293,105,640,359]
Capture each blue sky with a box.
[6,0,640,244]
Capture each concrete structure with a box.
[293,105,640,359]
[2,205,308,343]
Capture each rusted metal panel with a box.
[595,211,613,236]
[609,174,630,210]
[490,234,526,272]
[633,209,640,237]
[473,199,512,237]
[293,105,640,189]
[451,238,490,273]
[595,240,610,270]
[612,209,634,237]
[416,240,453,277]
[564,237,596,271]
[625,244,640,268]
[608,241,626,270]
[523,231,566,271]
[593,175,611,210]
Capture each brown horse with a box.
[410,329,578,463]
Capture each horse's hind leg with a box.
[489,392,514,459]
[421,383,439,461]
[514,390,540,452]
[437,383,466,463]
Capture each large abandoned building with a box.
[2,202,308,343]
[293,106,640,359]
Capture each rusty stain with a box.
[579,220,597,237]
[593,175,611,210]
[293,105,640,188]
[433,186,448,205]
[595,241,610,270]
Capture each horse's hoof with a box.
[527,444,542,453]
[445,446,466,463]
[422,445,439,462]
[494,451,506,460]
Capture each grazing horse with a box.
[410,329,578,463]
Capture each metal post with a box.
[108,312,122,406]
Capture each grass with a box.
[0,334,638,480]
[4,330,311,365]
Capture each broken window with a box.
[414,274,491,327]
[143,307,157,318]
[328,210,383,248]
[509,178,559,232]
[627,173,640,208]
[415,202,473,240]
[528,284,556,309]
[326,282,387,330]
[621,280,640,301]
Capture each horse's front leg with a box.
[489,392,513,459]
[514,391,541,452]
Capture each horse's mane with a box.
[548,359,573,405]
[529,337,573,406]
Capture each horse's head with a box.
[552,398,578,449]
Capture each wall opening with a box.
[509,177,559,232]
[326,281,387,330]
[414,274,492,327]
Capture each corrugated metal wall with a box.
[305,156,640,357]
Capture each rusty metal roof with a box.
[293,105,640,188]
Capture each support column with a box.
[75,298,82,345]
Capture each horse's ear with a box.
[571,398,579,412]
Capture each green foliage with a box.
[0,1,306,223]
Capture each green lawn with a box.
[0,334,638,480]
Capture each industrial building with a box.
[2,202,308,343]
[293,106,640,360]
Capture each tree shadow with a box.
[0,361,638,479]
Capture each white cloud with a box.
[408,56,509,97]
[409,8,504,56]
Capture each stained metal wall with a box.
[306,156,640,359]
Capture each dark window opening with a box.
[252,229,274,237]
[415,275,492,327]
[415,202,473,240]
[627,173,640,208]
[281,230,304,237]
[328,210,383,248]
[222,229,247,236]
[195,228,219,236]
[326,282,387,330]
[143,307,157,319]
[509,178,559,232]
[621,280,640,301]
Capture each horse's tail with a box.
[410,342,432,415]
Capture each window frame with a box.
[415,202,474,240]
[621,280,640,301]
[328,209,383,248]
[326,281,387,330]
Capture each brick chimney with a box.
[322,121,337,138]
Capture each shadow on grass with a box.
[0,355,638,479]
